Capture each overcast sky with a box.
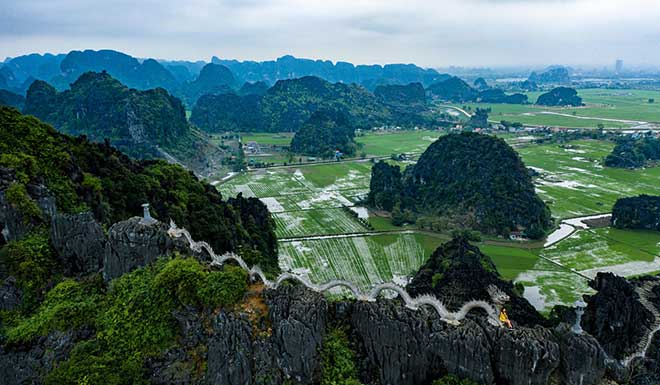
[1,0,659,68]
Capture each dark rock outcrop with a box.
[0,328,92,385]
[148,310,208,385]
[0,276,21,311]
[206,285,327,385]
[629,358,660,385]
[347,295,607,385]
[0,168,57,244]
[491,326,559,385]
[103,217,191,281]
[207,312,256,385]
[611,194,660,231]
[50,212,107,275]
[535,87,582,106]
[554,324,608,385]
[582,272,654,359]
[350,300,492,385]
[399,133,553,239]
[407,237,547,327]
[528,67,571,85]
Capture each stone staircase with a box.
[622,281,660,366]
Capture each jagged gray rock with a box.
[583,273,654,359]
[207,312,255,385]
[0,276,21,310]
[205,285,613,385]
[148,310,207,385]
[0,328,92,385]
[103,217,190,281]
[206,285,326,385]
[50,211,107,275]
[349,300,492,385]
[491,326,559,385]
[554,324,608,385]
[267,285,327,384]
[0,168,57,244]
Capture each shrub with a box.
[2,231,58,311]
[47,256,249,384]
[4,182,42,222]
[432,374,480,385]
[321,327,364,385]
[153,257,206,307]
[5,276,104,345]
[198,265,248,308]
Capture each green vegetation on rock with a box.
[0,231,58,313]
[368,132,552,238]
[23,71,200,162]
[366,161,403,211]
[192,76,468,135]
[604,135,660,168]
[5,276,104,345]
[39,257,247,385]
[536,87,582,107]
[0,106,277,262]
[321,327,363,385]
[432,374,480,385]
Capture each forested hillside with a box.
[427,76,527,104]
[191,76,395,133]
[604,135,660,168]
[367,133,552,238]
[612,195,660,231]
[290,109,357,157]
[0,106,277,260]
[535,87,583,106]
[22,71,204,163]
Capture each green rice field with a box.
[516,228,660,311]
[455,88,660,129]
[216,133,660,312]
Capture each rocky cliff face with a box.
[50,212,107,276]
[0,328,94,385]
[582,273,655,359]
[0,168,57,245]
[205,286,327,385]
[104,216,192,281]
[407,237,547,327]
[121,283,613,385]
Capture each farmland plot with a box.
[279,233,427,289]
[217,139,660,313]
[516,227,660,312]
[218,169,311,198]
[518,140,660,219]
[273,208,368,238]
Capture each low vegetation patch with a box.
[1,256,248,385]
[0,231,59,313]
[321,327,363,385]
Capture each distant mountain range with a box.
[212,54,449,89]
[0,49,449,104]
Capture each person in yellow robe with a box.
[499,308,512,328]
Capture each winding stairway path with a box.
[167,220,508,327]
[622,281,660,366]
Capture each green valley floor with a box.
[216,134,660,313]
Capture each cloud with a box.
[1,0,659,67]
